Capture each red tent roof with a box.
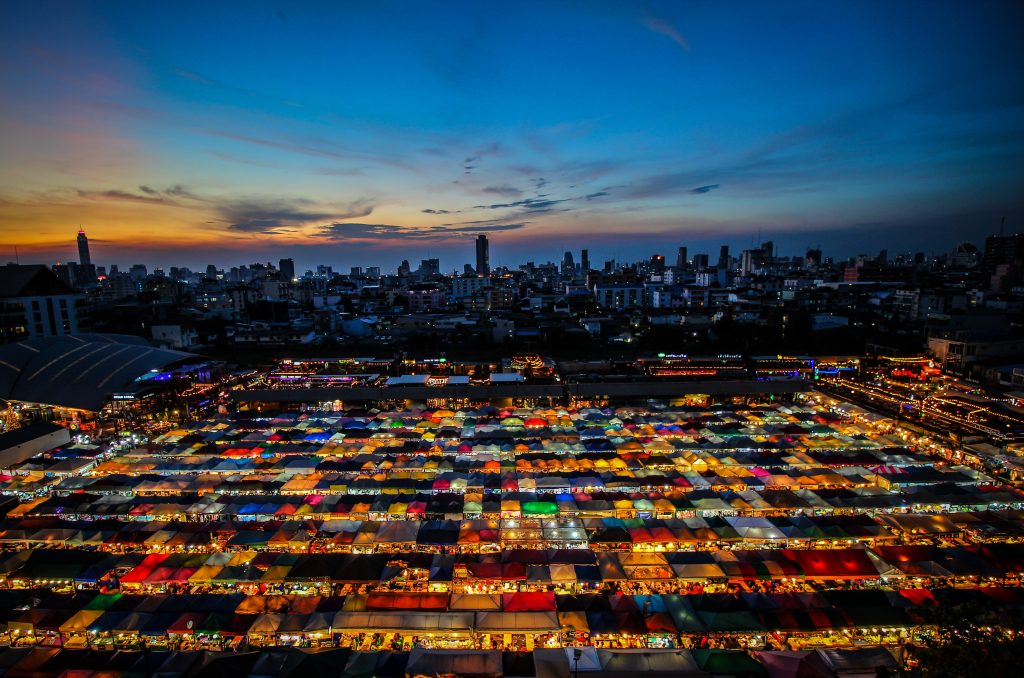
[785,548,878,579]
[502,592,556,612]
[365,592,449,610]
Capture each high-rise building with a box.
[418,258,440,275]
[983,233,1024,292]
[561,251,575,275]
[0,265,79,343]
[650,254,665,273]
[718,245,730,269]
[739,249,758,276]
[77,229,91,266]
[129,264,148,282]
[475,234,490,276]
[692,254,709,270]
[278,258,295,281]
[580,249,590,272]
[675,247,688,269]
[951,242,979,268]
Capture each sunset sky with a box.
[1,1,1022,271]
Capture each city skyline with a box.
[1,1,1022,269]
[13,226,973,275]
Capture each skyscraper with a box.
[580,249,590,272]
[278,258,295,281]
[418,258,440,275]
[983,233,1024,292]
[676,246,688,270]
[77,228,91,266]
[475,234,490,276]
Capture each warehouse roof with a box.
[0,334,194,411]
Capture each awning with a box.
[474,611,561,633]
[405,649,501,678]
[331,612,474,634]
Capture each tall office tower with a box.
[676,247,688,269]
[718,245,730,268]
[650,254,666,273]
[561,251,575,275]
[278,258,295,280]
[129,264,148,281]
[983,233,1024,292]
[740,249,756,276]
[77,229,91,266]
[580,249,590,272]
[692,253,709,270]
[475,234,490,276]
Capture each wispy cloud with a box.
[482,185,522,197]
[76,189,167,204]
[463,142,504,174]
[690,184,720,194]
[642,15,691,52]
[473,197,569,211]
[318,221,526,241]
[73,184,204,205]
[171,67,215,85]
[221,197,374,234]
[201,129,408,170]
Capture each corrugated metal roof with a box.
[0,334,193,411]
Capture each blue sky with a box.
[1,1,1021,270]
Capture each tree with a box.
[910,601,1024,677]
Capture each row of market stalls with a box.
[110,405,944,475]
[1,512,919,552]
[0,584,1015,653]
[47,461,990,495]
[9,509,1022,555]
[4,542,1024,593]
[16,482,1023,525]
[0,644,900,677]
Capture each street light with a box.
[573,648,583,678]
